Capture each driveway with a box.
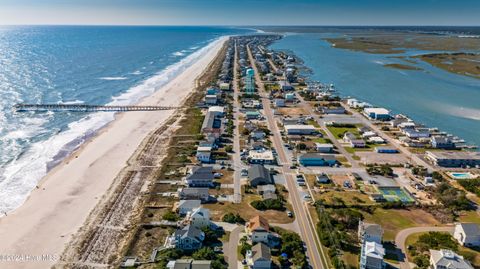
[394,226,454,269]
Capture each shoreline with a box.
[0,36,228,269]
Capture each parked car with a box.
[287,211,293,217]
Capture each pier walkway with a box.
[14,104,179,112]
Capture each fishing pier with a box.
[14,104,179,113]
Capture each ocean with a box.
[0,26,250,213]
[268,31,480,149]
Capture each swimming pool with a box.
[448,172,477,180]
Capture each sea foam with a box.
[0,36,225,214]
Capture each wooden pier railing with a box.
[14,104,180,112]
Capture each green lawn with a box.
[362,208,440,241]
[312,137,333,144]
[327,126,360,139]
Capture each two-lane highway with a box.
[247,45,328,269]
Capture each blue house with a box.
[299,153,337,167]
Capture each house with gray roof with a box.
[173,225,205,251]
[430,249,473,269]
[178,188,210,202]
[177,200,201,216]
[358,221,383,244]
[186,166,215,187]
[246,243,272,269]
[166,259,212,269]
[454,223,480,247]
[248,165,273,187]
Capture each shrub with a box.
[162,211,179,221]
[222,212,245,224]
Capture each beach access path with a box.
[0,37,227,269]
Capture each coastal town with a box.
[80,34,480,269]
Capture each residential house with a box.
[196,146,212,163]
[166,259,212,269]
[315,143,334,153]
[344,132,366,148]
[425,151,480,168]
[177,200,201,216]
[358,221,383,243]
[246,243,272,269]
[173,225,205,251]
[204,95,218,105]
[186,166,214,187]
[208,106,225,117]
[429,249,473,269]
[248,165,273,187]
[299,153,337,167]
[364,108,391,121]
[257,184,276,195]
[360,241,385,269]
[403,128,430,139]
[186,207,210,229]
[251,130,266,141]
[359,221,385,269]
[432,136,456,149]
[178,188,210,202]
[246,111,262,120]
[320,106,346,114]
[284,124,317,135]
[368,136,386,144]
[453,223,480,247]
[316,173,331,183]
[274,98,285,107]
[375,147,399,154]
[248,149,275,165]
[220,82,231,91]
[246,215,270,244]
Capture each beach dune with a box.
[0,37,227,269]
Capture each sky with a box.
[0,0,479,26]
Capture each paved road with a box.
[394,226,454,269]
[247,45,327,269]
[341,104,435,171]
[227,225,243,269]
[296,95,359,168]
[231,41,243,204]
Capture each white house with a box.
[364,107,391,121]
[177,200,201,216]
[315,143,334,153]
[187,207,211,229]
[360,241,385,269]
[196,146,212,163]
[284,124,317,135]
[246,215,270,244]
[358,221,383,244]
[454,223,480,247]
[430,249,473,269]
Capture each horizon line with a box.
[1,24,480,27]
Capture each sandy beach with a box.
[0,36,227,269]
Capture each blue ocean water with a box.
[270,33,480,148]
[0,26,251,213]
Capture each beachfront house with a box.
[173,225,205,251]
[299,153,337,167]
[177,200,201,216]
[454,223,480,247]
[196,146,212,163]
[178,188,210,202]
[166,259,212,269]
[185,166,215,187]
[248,164,273,187]
[208,106,225,117]
[246,243,272,269]
[186,207,211,229]
[429,249,473,269]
